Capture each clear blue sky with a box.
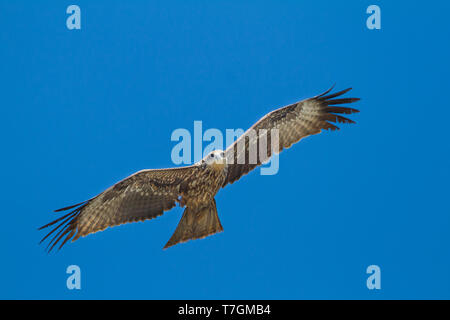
[0,1,449,299]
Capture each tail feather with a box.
[163,199,223,249]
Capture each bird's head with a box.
[201,150,226,170]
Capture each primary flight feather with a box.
[39,86,360,251]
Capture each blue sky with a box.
[0,1,449,299]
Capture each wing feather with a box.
[39,166,198,252]
[223,87,360,186]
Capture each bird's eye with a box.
[209,154,214,158]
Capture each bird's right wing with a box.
[222,87,360,186]
[39,166,199,252]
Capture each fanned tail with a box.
[163,199,223,249]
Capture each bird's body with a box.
[182,151,228,208]
[39,87,360,251]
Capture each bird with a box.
[39,86,360,252]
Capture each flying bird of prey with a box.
[39,87,359,252]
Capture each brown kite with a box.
[39,87,359,251]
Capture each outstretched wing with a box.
[39,166,199,252]
[223,87,360,186]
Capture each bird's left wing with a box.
[223,87,360,187]
[39,166,198,252]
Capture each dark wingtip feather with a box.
[39,201,89,253]
[315,84,336,98]
[38,210,77,231]
[325,97,360,106]
[315,86,360,130]
[54,200,88,212]
[322,121,340,131]
[319,87,352,100]
[320,114,356,124]
[58,229,76,250]
[324,107,360,114]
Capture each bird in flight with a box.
[39,86,359,252]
